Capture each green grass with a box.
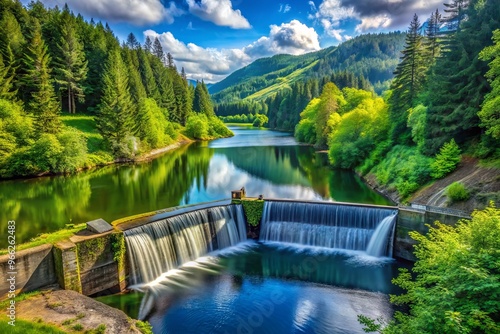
[244,60,319,101]
[61,114,104,153]
[0,223,86,255]
[0,319,68,334]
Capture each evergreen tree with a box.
[316,82,341,148]
[138,49,160,100]
[388,14,426,143]
[478,29,500,140]
[144,36,152,53]
[424,0,500,154]
[126,32,140,49]
[123,48,146,104]
[54,16,88,113]
[96,48,135,158]
[152,37,164,60]
[0,53,16,100]
[193,81,214,116]
[22,19,61,134]
[425,9,442,59]
[166,52,174,68]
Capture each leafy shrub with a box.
[185,114,210,139]
[361,203,500,333]
[208,116,234,138]
[430,139,461,179]
[370,145,433,198]
[56,129,87,173]
[252,114,268,127]
[446,182,469,202]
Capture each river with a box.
[0,126,391,244]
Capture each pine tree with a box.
[126,32,140,49]
[54,16,88,113]
[22,19,61,134]
[0,53,17,100]
[423,0,499,154]
[96,48,135,157]
[138,49,160,100]
[425,9,442,59]
[388,14,426,143]
[193,81,214,116]
[166,52,174,68]
[144,36,153,53]
[152,37,164,60]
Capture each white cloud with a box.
[279,4,291,13]
[186,0,251,29]
[145,20,320,82]
[244,20,321,57]
[58,0,184,25]
[355,14,392,33]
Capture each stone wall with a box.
[395,208,466,261]
[0,244,57,299]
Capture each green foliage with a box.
[136,98,175,150]
[430,139,461,179]
[252,114,268,127]
[328,92,389,169]
[241,200,265,227]
[478,29,500,140]
[185,113,209,140]
[377,203,500,333]
[0,319,67,334]
[136,320,153,334]
[370,145,433,198]
[295,98,320,144]
[185,113,233,140]
[446,182,470,202]
[407,104,427,152]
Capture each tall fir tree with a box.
[388,14,426,143]
[144,36,153,53]
[152,37,164,60]
[54,16,88,113]
[96,48,135,157]
[423,0,500,154]
[22,19,61,134]
[425,9,442,59]
[126,32,140,49]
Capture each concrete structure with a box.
[0,198,471,299]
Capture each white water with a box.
[260,201,396,257]
[366,214,396,257]
[124,205,247,285]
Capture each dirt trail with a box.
[15,289,143,333]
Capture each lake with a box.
[0,126,391,244]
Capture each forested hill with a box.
[212,32,405,130]
[0,0,231,178]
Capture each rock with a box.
[86,219,113,234]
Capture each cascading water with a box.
[260,201,397,257]
[366,214,397,257]
[124,204,247,285]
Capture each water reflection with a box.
[130,242,400,334]
[0,126,391,244]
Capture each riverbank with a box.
[0,289,151,333]
[361,156,500,212]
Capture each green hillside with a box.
[211,32,405,106]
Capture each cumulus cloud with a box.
[145,20,320,82]
[244,20,320,57]
[186,0,251,29]
[55,0,184,25]
[310,0,444,36]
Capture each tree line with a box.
[294,0,499,199]
[0,0,230,177]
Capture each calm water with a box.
[0,126,391,244]
[98,242,404,334]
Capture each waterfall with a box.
[260,201,396,256]
[124,204,247,285]
[366,214,396,257]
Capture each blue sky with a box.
[31,0,445,82]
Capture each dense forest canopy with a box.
[0,0,231,178]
